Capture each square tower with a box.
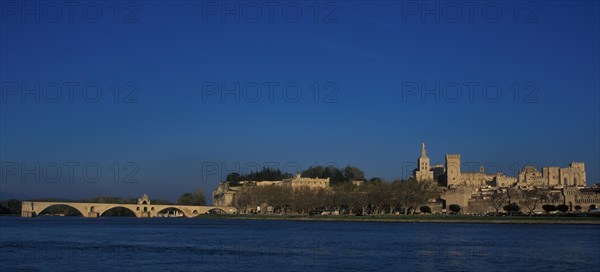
[445,154,461,187]
[566,162,586,186]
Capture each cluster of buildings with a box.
[212,174,330,206]
[413,143,598,213]
[414,143,587,188]
[212,143,599,213]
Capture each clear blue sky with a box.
[1,1,598,203]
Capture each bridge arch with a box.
[206,207,227,214]
[99,206,137,217]
[37,203,87,217]
[155,206,192,217]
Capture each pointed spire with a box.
[420,142,428,158]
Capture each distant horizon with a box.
[2,145,597,204]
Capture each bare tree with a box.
[231,176,438,216]
[521,187,548,216]
[490,189,508,215]
[398,179,438,215]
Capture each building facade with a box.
[212,175,330,206]
[518,163,586,187]
[282,174,330,189]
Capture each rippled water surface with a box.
[1,217,599,271]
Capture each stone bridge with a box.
[21,194,237,218]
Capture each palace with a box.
[517,163,586,187]
[413,143,587,189]
[412,143,596,213]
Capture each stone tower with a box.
[560,162,587,186]
[419,143,430,172]
[415,143,433,181]
[445,154,461,187]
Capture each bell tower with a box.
[418,142,430,172]
[415,142,433,181]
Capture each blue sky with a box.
[1,1,599,202]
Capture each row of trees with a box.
[226,165,367,186]
[499,203,597,215]
[491,188,598,216]
[227,168,292,183]
[232,178,439,215]
[489,187,564,216]
[301,165,366,185]
[542,204,597,214]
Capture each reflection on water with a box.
[1,217,599,271]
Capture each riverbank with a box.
[198,214,600,224]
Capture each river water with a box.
[1,217,598,271]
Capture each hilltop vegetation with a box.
[226,165,366,186]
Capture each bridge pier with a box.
[21,211,35,217]
[137,211,151,218]
[87,212,99,218]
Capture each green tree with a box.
[244,167,291,181]
[556,204,569,213]
[178,188,207,205]
[449,204,461,214]
[0,199,22,214]
[419,206,432,214]
[542,204,556,215]
[226,168,293,184]
[302,165,365,186]
[226,172,241,182]
[343,166,365,182]
[503,203,521,215]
